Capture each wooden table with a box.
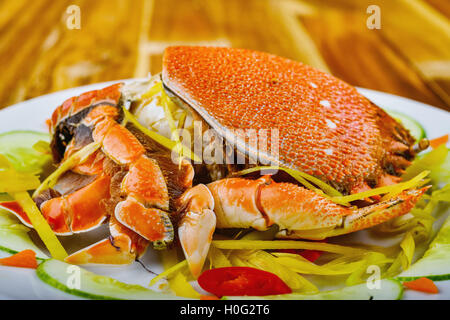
[1,0,449,111]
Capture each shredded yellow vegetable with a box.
[169,272,201,299]
[271,252,366,276]
[160,90,185,167]
[212,240,369,255]
[0,171,40,193]
[0,155,41,192]
[160,91,180,142]
[431,183,450,202]
[32,142,101,197]
[332,171,429,204]
[0,155,67,259]
[177,112,187,130]
[10,191,67,260]
[208,247,232,268]
[161,248,180,270]
[384,232,417,278]
[32,140,51,155]
[402,144,448,181]
[123,107,200,162]
[228,250,318,293]
[142,82,163,99]
[400,231,415,270]
[138,81,197,164]
[150,251,200,299]
[0,154,10,168]
[380,170,430,201]
[149,259,188,286]
[123,107,175,149]
[345,252,392,286]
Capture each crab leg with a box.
[91,118,174,244]
[8,82,180,265]
[177,175,427,276]
[275,187,428,240]
[177,184,216,277]
[65,216,149,265]
[63,115,176,264]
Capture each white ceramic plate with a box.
[0,81,449,300]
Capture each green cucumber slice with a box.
[385,110,426,142]
[0,229,48,260]
[224,279,403,300]
[397,214,450,281]
[0,130,51,174]
[0,208,48,259]
[37,259,183,300]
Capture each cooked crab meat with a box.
[0,47,429,276]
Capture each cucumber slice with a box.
[37,259,183,300]
[0,229,48,260]
[0,130,51,174]
[224,279,403,300]
[0,208,48,259]
[385,110,426,142]
[397,214,450,281]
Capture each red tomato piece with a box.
[198,266,292,297]
[299,250,323,262]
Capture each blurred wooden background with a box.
[0,0,449,111]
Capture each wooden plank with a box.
[0,0,448,113]
[425,0,450,19]
[0,0,67,109]
[0,0,29,32]
[142,0,328,75]
[379,0,450,109]
[299,0,450,110]
[0,0,144,109]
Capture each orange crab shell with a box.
[162,46,414,193]
[49,83,123,134]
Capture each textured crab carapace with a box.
[162,46,416,194]
[160,46,427,276]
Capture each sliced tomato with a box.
[198,266,292,297]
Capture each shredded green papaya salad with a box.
[0,108,449,300]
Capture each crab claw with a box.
[336,187,429,236]
[177,184,216,278]
[115,197,174,248]
[277,187,429,239]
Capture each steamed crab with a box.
[2,47,428,277]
